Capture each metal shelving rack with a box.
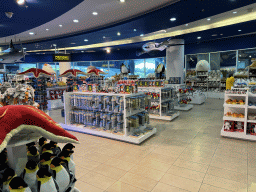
[138,87,179,121]
[60,92,156,144]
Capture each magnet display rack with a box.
[221,88,256,141]
[138,87,179,121]
[60,92,156,144]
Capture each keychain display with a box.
[69,93,146,134]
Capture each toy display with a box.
[225,112,244,118]
[69,93,148,135]
[223,121,244,132]
[225,99,245,105]
[225,88,247,94]
[247,123,256,135]
[169,77,181,84]
[47,87,68,100]
[62,92,156,144]
[18,68,53,78]
[137,79,165,87]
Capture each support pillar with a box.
[166,39,185,83]
[59,62,71,83]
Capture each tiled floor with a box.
[50,98,256,192]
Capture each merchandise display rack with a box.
[138,87,179,121]
[167,84,194,111]
[60,92,156,144]
[221,88,256,141]
[46,86,68,110]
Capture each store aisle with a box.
[50,98,254,192]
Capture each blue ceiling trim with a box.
[0,0,83,38]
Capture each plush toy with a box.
[20,161,38,192]
[236,122,243,130]
[38,137,48,155]
[49,141,61,156]
[50,157,70,192]
[58,150,75,175]
[9,176,32,192]
[224,121,231,131]
[196,60,210,71]
[155,63,165,79]
[62,143,75,160]
[41,143,54,154]
[27,146,40,164]
[2,168,16,192]
[36,167,59,192]
[39,152,56,170]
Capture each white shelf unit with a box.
[61,92,156,144]
[221,89,256,141]
[166,84,194,111]
[138,87,179,121]
[46,86,68,110]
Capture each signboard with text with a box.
[53,54,71,62]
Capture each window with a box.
[238,48,256,70]
[186,55,197,70]
[134,59,145,78]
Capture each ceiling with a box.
[1,0,256,54]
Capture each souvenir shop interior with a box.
[1,0,256,192]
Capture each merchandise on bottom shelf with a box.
[223,120,244,132]
[248,113,256,120]
[178,97,191,105]
[247,123,256,135]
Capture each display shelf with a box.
[138,87,179,121]
[225,93,247,97]
[223,116,245,122]
[149,111,180,121]
[223,104,246,108]
[63,92,156,144]
[248,106,256,109]
[247,120,256,123]
[60,123,156,144]
[248,92,256,97]
[174,104,193,111]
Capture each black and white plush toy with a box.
[49,141,61,156]
[155,63,165,79]
[50,157,70,192]
[120,63,129,74]
[27,146,40,164]
[20,161,38,192]
[58,150,75,175]
[9,176,32,192]
[41,143,54,154]
[62,144,75,160]
[36,167,59,192]
[2,168,16,192]
[39,152,56,170]
[38,137,48,155]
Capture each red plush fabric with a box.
[59,69,86,77]
[0,105,78,146]
[18,68,53,78]
[87,69,106,76]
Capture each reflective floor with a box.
[50,98,255,192]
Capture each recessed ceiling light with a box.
[92,12,98,15]
[140,34,144,36]
[238,29,242,32]
[120,0,125,2]
[250,55,252,58]
[59,25,62,27]
[197,36,201,39]
[207,18,211,21]
[81,51,84,53]
[23,48,26,49]
[134,29,137,31]
[117,32,121,36]
[73,19,79,23]
[71,43,76,44]
[185,24,188,26]
[103,36,106,38]
[220,34,223,35]
[84,39,88,42]
[212,34,217,36]
[29,32,34,35]
[46,29,49,31]
[53,44,57,47]
[233,11,237,14]
[17,0,25,5]
[170,18,176,21]
[239,55,241,57]
[106,49,111,53]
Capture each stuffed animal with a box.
[50,157,70,192]
[2,168,16,192]
[62,143,75,160]
[58,150,75,175]
[36,167,59,192]
[38,137,48,155]
[20,161,38,192]
[27,146,40,164]
[39,152,56,170]
[49,141,61,156]
[196,60,210,71]
[41,143,54,154]
[9,176,32,192]
[224,121,231,130]
[236,122,243,130]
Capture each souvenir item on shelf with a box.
[36,167,58,192]
[248,113,256,120]
[224,121,234,131]
[9,176,32,192]
[20,161,38,192]
[235,122,244,132]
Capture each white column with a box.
[59,62,71,83]
[166,39,184,83]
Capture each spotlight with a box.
[106,49,111,53]
[17,0,25,5]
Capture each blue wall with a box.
[185,34,256,55]
[24,34,256,63]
